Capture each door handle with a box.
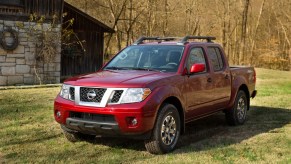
[207,78,212,83]
[225,74,230,79]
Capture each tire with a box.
[225,90,249,126]
[144,104,181,154]
[62,127,95,142]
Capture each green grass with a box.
[0,68,290,163]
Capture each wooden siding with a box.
[62,2,114,33]
[23,0,64,18]
[61,2,113,78]
[0,0,64,21]
[61,32,104,77]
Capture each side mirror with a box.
[190,63,205,74]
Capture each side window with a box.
[187,47,207,72]
[208,47,224,71]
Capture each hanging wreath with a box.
[0,28,19,51]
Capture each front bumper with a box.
[54,94,159,139]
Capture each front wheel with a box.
[144,104,181,154]
[225,90,248,126]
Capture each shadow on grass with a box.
[88,137,145,151]
[2,133,63,147]
[176,106,291,153]
[84,106,291,152]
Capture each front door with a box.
[185,47,216,121]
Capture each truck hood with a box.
[64,70,175,88]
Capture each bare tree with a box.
[67,0,291,70]
[249,0,265,65]
[103,0,128,54]
[239,0,250,65]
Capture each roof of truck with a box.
[132,36,217,46]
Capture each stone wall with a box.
[0,20,61,86]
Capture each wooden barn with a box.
[61,2,114,79]
[0,0,114,85]
[0,0,64,21]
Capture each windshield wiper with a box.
[131,67,162,72]
[104,67,130,70]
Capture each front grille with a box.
[110,90,123,103]
[80,87,106,103]
[69,87,75,100]
[69,111,115,123]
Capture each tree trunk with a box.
[239,0,250,65]
[250,0,265,65]
[104,0,128,55]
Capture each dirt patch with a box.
[0,152,5,163]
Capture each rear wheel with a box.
[225,90,248,126]
[144,104,180,154]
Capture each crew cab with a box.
[54,36,257,154]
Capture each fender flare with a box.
[226,76,249,110]
[150,85,187,134]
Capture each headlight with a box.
[120,88,151,104]
[59,84,71,100]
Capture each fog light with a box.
[131,118,138,126]
[126,117,138,126]
[56,111,61,118]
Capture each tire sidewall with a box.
[155,104,180,152]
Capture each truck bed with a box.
[229,65,256,98]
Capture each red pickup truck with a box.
[54,36,257,154]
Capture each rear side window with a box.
[207,47,224,71]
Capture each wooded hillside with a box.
[66,0,291,70]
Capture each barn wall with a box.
[0,0,113,85]
[0,20,61,86]
[0,0,63,86]
[0,0,64,22]
[61,4,105,77]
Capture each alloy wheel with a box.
[161,115,177,145]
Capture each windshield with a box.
[104,45,184,72]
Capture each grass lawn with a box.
[0,68,290,163]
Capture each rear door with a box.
[206,46,231,109]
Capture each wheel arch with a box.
[238,84,250,110]
[227,74,251,110]
[227,84,250,111]
[160,96,185,135]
